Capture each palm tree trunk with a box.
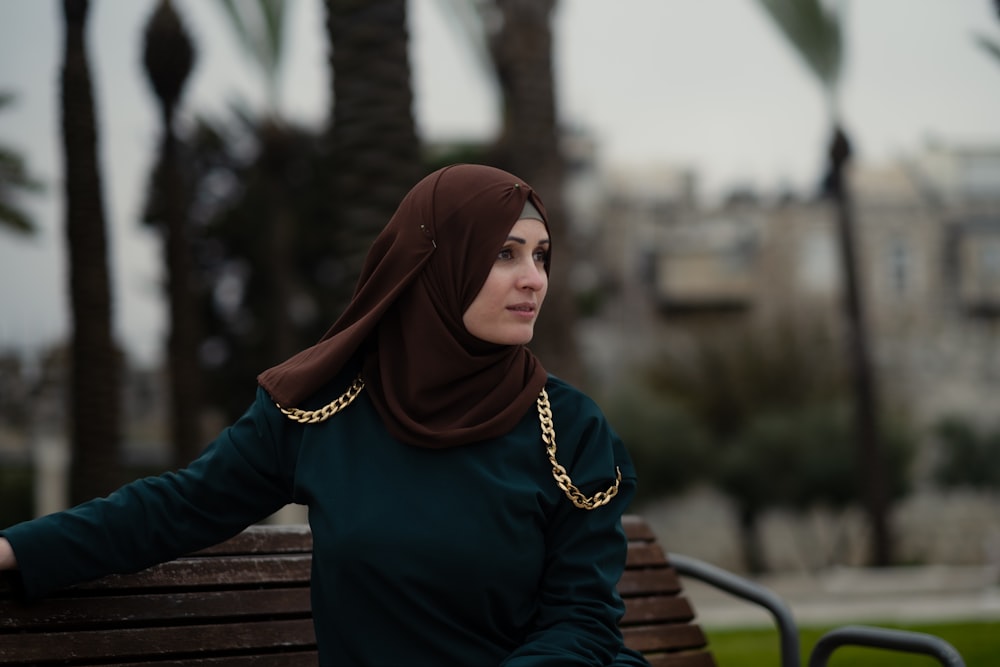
[827,126,892,566]
[142,0,200,467]
[488,0,583,386]
[257,124,298,364]
[324,0,422,311]
[61,0,123,503]
[738,505,767,574]
[160,131,203,467]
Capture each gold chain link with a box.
[276,378,620,510]
[537,388,621,510]
[276,375,366,423]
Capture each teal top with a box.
[3,370,646,666]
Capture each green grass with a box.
[704,620,1000,666]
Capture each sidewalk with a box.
[679,564,1000,628]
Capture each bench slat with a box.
[622,594,696,625]
[622,623,709,654]
[1,587,310,629]
[617,567,683,596]
[193,525,312,556]
[115,654,320,667]
[622,515,657,542]
[626,541,670,567]
[0,618,316,663]
[66,554,311,592]
[645,652,718,667]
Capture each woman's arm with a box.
[501,475,639,667]
[0,537,16,570]
[1,387,298,600]
[502,381,648,666]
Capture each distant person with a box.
[0,163,647,666]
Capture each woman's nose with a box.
[518,261,546,290]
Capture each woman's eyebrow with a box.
[506,235,550,245]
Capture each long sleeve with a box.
[1,387,297,600]
[501,379,647,667]
[501,484,638,666]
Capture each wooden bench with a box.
[0,525,316,665]
[0,516,965,666]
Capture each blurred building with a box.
[855,143,1000,427]
[565,141,1000,569]
[569,161,700,387]
[571,141,1000,429]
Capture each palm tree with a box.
[438,0,582,384]
[488,0,581,385]
[216,0,285,115]
[142,0,201,467]
[323,0,422,314]
[974,0,1000,66]
[0,92,41,236]
[212,0,313,362]
[60,0,123,503]
[182,117,334,422]
[156,0,364,425]
[756,0,892,566]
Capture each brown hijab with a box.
[257,164,550,448]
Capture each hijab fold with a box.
[257,164,550,448]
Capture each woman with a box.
[0,164,647,666]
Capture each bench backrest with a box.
[0,516,713,666]
[621,515,715,667]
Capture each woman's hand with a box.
[0,537,17,570]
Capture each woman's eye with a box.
[497,248,514,261]
[533,249,548,263]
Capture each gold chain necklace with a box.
[537,387,621,510]
[278,375,366,424]
[276,377,621,510]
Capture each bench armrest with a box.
[667,552,967,667]
[667,552,801,667]
[808,625,966,667]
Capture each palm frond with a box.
[756,0,844,91]
[0,97,42,235]
[0,201,35,234]
[213,0,287,108]
[975,32,1000,66]
[260,0,285,76]
[434,0,495,79]
[216,0,251,50]
[0,148,42,191]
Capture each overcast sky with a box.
[1,0,999,365]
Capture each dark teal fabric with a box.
[3,372,644,666]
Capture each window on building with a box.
[888,235,910,298]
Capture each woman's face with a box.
[462,218,549,346]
